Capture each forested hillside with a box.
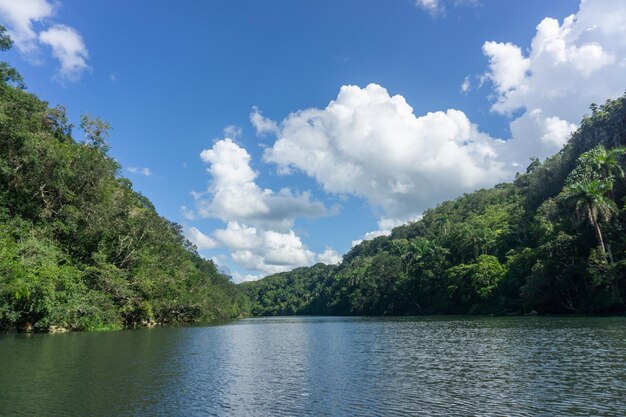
[0,28,249,332]
[243,93,626,316]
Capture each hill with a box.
[243,93,626,316]
[0,28,249,332]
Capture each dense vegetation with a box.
[244,93,626,316]
[0,28,249,332]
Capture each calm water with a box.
[1,316,625,416]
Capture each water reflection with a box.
[1,316,625,416]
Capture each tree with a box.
[0,25,25,89]
[562,145,624,258]
[570,145,626,184]
[0,25,12,51]
[563,179,617,255]
[80,113,112,151]
[526,157,541,174]
[446,254,507,310]
[595,146,626,180]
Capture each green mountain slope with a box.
[243,93,626,316]
[0,30,249,332]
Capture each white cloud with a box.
[482,0,626,163]
[185,226,218,250]
[352,230,389,247]
[351,229,390,248]
[213,221,316,275]
[189,136,335,277]
[127,166,153,176]
[378,217,410,231]
[351,217,414,247]
[0,0,53,54]
[39,24,90,82]
[482,41,530,100]
[506,110,578,162]
[318,247,342,265]
[362,229,390,240]
[196,138,329,229]
[232,272,261,283]
[0,1,90,82]
[250,106,279,136]
[214,222,260,250]
[262,83,507,224]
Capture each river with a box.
[0,316,624,416]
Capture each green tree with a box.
[80,113,112,151]
[0,25,25,88]
[446,254,507,311]
[563,179,616,255]
[594,146,626,180]
[568,145,626,186]
[0,25,12,51]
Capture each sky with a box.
[1,0,625,282]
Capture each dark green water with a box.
[1,316,625,416]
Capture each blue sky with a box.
[2,0,625,281]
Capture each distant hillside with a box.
[0,28,249,332]
[243,93,626,316]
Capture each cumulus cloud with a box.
[232,272,261,283]
[262,83,506,223]
[482,0,626,164]
[318,247,342,265]
[482,41,530,99]
[39,24,90,82]
[507,110,578,166]
[185,226,218,250]
[196,138,329,229]
[214,222,316,275]
[188,136,335,278]
[0,0,53,54]
[202,220,313,275]
[351,217,413,247]
[350,230,389,247]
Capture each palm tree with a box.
[574,145,625,182]
[592,145,626,179]
[564,179,617,256]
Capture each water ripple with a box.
[0,316,624,416]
